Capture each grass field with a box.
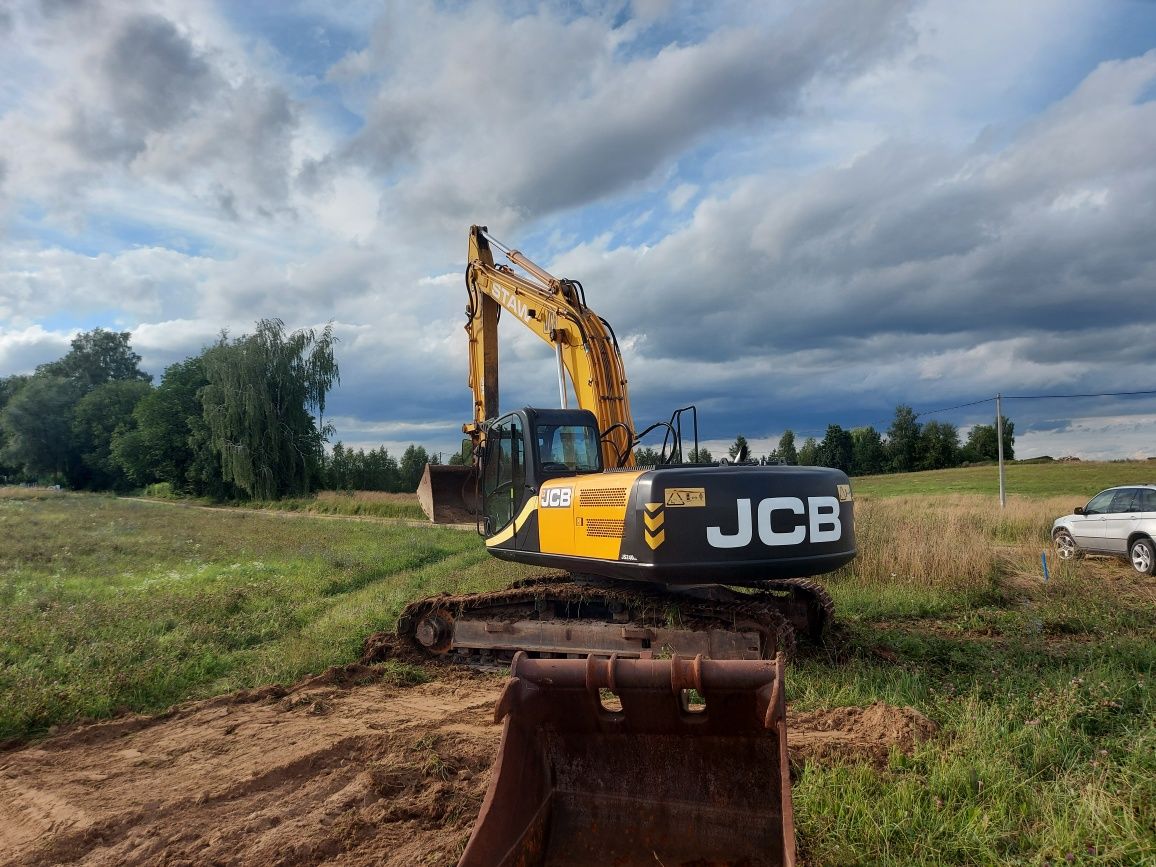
[2,466,1154,865]
[854,458,1156,499]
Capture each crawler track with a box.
[397,574,836,666]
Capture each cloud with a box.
[2,0,1155,462]
[0,325,73,376]
[329,0,914,230]
[64,15,216,162]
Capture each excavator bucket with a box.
[459,653,796,867]
[417,463,479,524]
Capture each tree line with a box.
[635,404,1014,475]
[0,324,442,498]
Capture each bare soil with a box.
[0,661,936,866]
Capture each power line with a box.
[1002,389,1156,400]
[914,397,995,417]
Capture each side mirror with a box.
[1074,506,1085,515]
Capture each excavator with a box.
[405,226,855,664]
[398,227,857,866]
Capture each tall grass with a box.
[240,489,428,520]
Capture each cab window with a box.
[1140,489,1156,512]
[1109,488,1139,513]
[483,416,525,531]
[536,424,601,473]
[1084,490,1115,515]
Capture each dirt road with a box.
[1,661,934,866]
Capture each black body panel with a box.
[490,462,855,586]
[617,464,855,584]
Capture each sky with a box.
[2,0,1156,462]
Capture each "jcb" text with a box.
[706,497,841,548]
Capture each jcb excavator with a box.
[399,227,857,866]
[404,226,855,664]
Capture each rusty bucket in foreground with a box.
[458,653,796,867]
[417,463,479,524]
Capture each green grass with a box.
[1,470,1154,865]
[0,488,526,742]
[855,459,1156,500]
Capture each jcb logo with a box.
[539,487,572,508]
[707,496,842,549]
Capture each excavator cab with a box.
[479,408,602,536]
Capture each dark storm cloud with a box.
[336,0,915,221]
[562,51,1156,377]
[65,14,216,161]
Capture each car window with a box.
[1140,489,1156,512]
[1084,490,1115,515]
[1109,489,1139,513]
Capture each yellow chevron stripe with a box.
[644,512,664,531]
[484,498,538,547]
[644,501,663,515]
[644,528,665,549]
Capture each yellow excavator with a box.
[401,227,857,866]
[406,226,855,664]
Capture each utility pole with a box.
[996,392,1006,508]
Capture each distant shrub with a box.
[143,482,175,499]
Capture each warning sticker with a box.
[837,484,853,502]
[665,487,706,508]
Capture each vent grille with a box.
[579,488,628,508]
[586,519,625,538]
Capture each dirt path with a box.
[0,664,935,866]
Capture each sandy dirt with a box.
[0,659,936,866]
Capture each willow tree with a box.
[199,319,339,499]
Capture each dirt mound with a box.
[790,700,938,768]
[0,667,505,866]
[0,665,935,866]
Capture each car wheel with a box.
[1129,538,1156,576]
[1053,529,1080,561]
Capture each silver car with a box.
[1052,485,1156,575]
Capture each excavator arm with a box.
[464,226,635,468]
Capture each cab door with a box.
[1102,488,1141,554]
[481,414,528,541]
[1071,489,1114,550]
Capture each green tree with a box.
[199,319,339,499]
[0,375,31,482]
[797,436,820,466]
[774,429,797,465]
[37,328,151,391]
[112,357,214,492]
[399,444,430,492]
[728,434,751,462]
[72,380,152,489]
[0,376,84,483]
[850,426,886,476]
[634,446,663,466]
[448,440,471,466]
[687,446,713,463]
[918,419,961,470]
[961,418,1015,462]
[886,404,921,473]
[818,424,853,473]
